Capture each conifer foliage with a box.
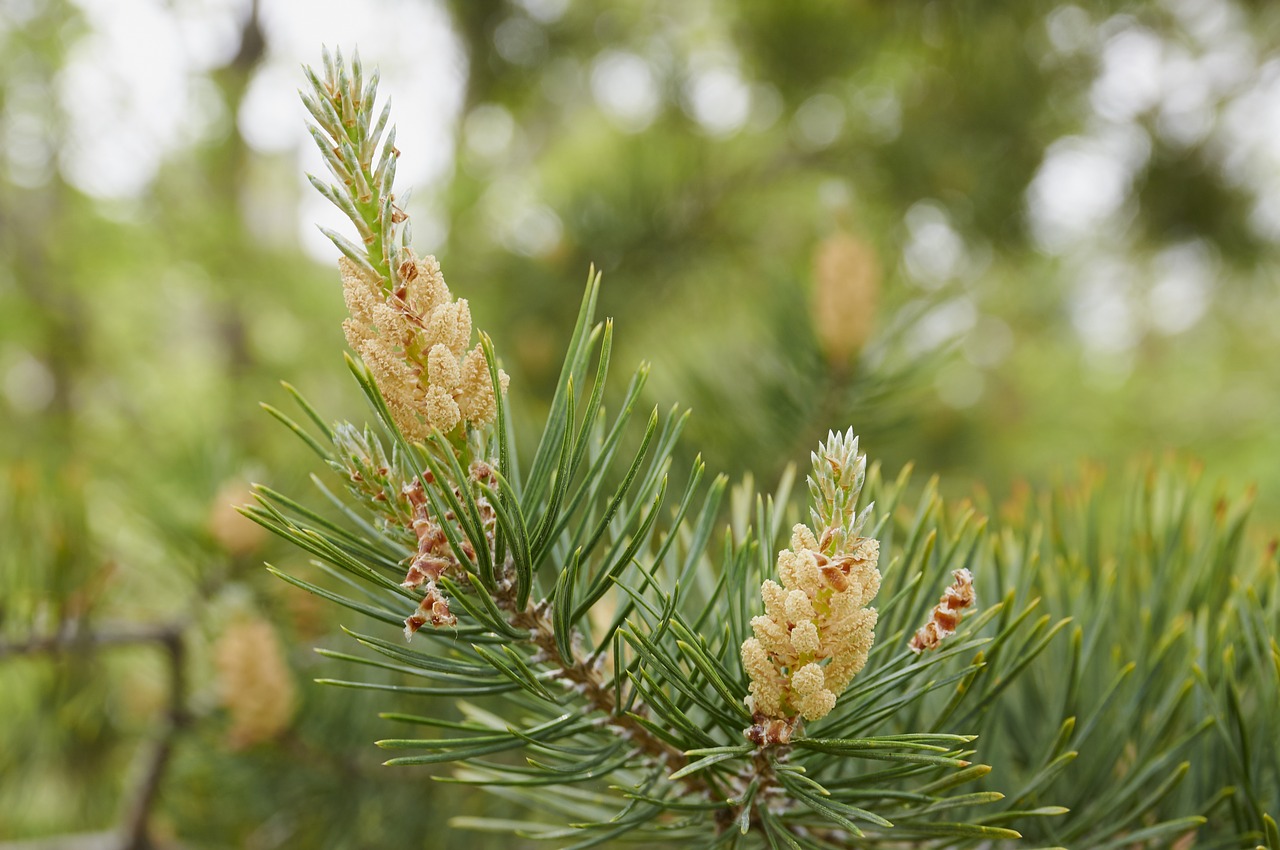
[244,51,1279,848]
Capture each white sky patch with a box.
[57,0,249,197]
[1034,6,1280,255]
[1027,125,1149,253]
[2,348,56,415]
[903,201,967,288]
[1148,240,1214,334]
[1154,47,1215,148]
[1248,192,1280,243]
[59,0,199,197]
[1046,5,1093,55]
[483,176,563,257]
[1217,62,1280,182]
[494,15,548,68]
[792,93,845,150]
[1199,43,1255,96]
[1070,258,1139,354]
[238,62,300,154]
[512,0,569,25]
[2,0,43,29]
[684,63,752,137]
[1091,26,1165,123]
[1215,61,1280,242]
[464,103,517,165]
[171,0,250,70]
[591,50,662,133]
[2,71,56,188]
[1163,0,1243,49]
[56,0,465,262]
[251,0,466,261]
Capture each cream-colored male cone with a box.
[340,251,508,440]
[742,428,882,727]
[215,615,297,748]
[742,524,880,722]
[812,231,880,366]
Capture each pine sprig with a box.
[240,52,1043,848]
[250,308,1027,848]
[245,51,1278,850]
[302,46,402,286]
[807,427,873,557]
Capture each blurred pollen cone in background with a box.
[812,230,880,368]
[208,480,266,557]
[214,614,297,749]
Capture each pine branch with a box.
[253,49,1277,849]
[507,597,706,791]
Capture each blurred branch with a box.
[230,0,264,73]
[0,622,179,659]
[119,626,186,850]
[0,833,122,850]
[0,621,188,850]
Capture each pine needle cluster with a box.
[243,50,1278,849]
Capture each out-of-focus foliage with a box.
[0,2,477,846]
[1,0,1279,846]
[968,462,1280,845]
[433,0,1280,507]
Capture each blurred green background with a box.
[2,0,1279,846]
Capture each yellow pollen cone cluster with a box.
[741,523,880,722]
[214,616,297,748]
[811,230,879,366]
[341,251,509,440]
